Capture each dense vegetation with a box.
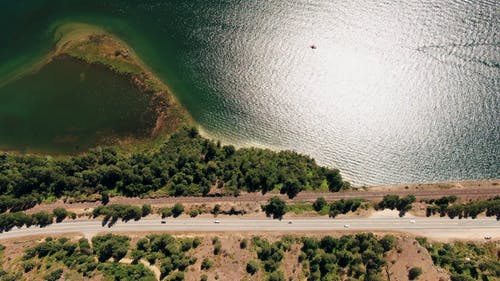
[425,196,500,220]
[0,208,76,233]
[328,198,364,218]
[22,235,155,281]
[0,127,348,213]
[299,233,396,281]
[416,237,500,281]
[92,204,151,226]
[376,195,416,216]
[133,234,199,280]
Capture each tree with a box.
[141,204,152,217]
[262,197,287,220]
[172,203,184,218]
[53,207,68,223]
[268,271,285,281]
[92,234,130,262]
[313,197,327,212]
[408,267,423,280]
[280,179,301,199]
[212,204,221,216]
[31,211,53,227]
[101,191,110,205]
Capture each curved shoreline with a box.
[1,22,194,152]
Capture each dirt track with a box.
[28,179,499,213]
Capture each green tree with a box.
[101,191,110,205]
[92,234,130,262]
[53,207,68,223]
[141,204,152,217]
[31,211,53,227]
[313,197,327,212]
[262,197,287,220]
[172,203,184,218]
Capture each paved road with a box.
[0,217,498,240]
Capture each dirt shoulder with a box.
[27,179,499,215]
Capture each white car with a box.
[214,220,221,224]
[409,220,416,224]
[344,224,350,228]
[484,235,492,240]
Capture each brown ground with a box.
[386,236,449,281]
[0,232,461,281]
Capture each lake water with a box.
[0,1,498,185]
[0,56,155,153]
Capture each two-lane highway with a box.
[0,217,498,240]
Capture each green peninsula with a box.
[0,23,189,153]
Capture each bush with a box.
[172,203,184,218]
[201,258,214,270]
[141,204,152,217]
[213,241,222,255]
[246,260,259,275]
[189,209,199,217]
[268,271,285,281]
[160,208,173,218]
[240,239,248,249]
[52,208,68,223]
[22,260,35,273]
[313,197,327,212]
[212,204,221,216]
[44,268,63,281]
[408,267,423,280]
[31,211,53,227]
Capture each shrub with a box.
[213,241,222,255]
[240,239,248,249]
[141,204,152,217]
[172,203,184,218]
[189,209,199,217]
[201,258,214,270]
[313,197,327,212]
[22,260,35,273]
[408,267,423,280]
[44,268,63,281]
[53,208,68,223]
[246,260,259,275]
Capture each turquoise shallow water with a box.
[0,1,498,185]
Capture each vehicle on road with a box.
[288,221,292,224]
[484,235,492,240]
[344,224,350,228]
[214,220,220,224]
[161,220,166,224]
[409,220,416,223]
